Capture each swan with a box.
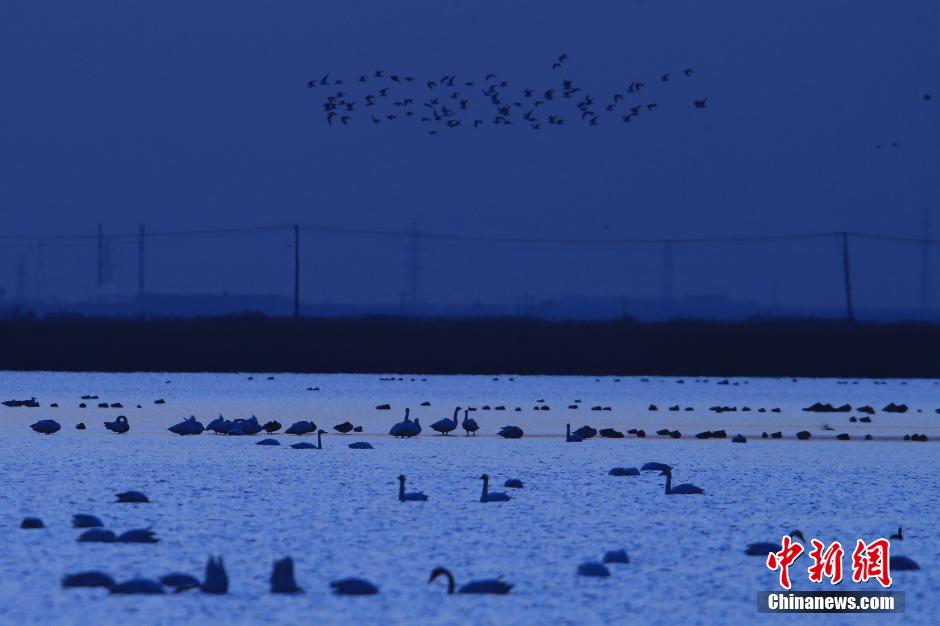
[168,416,204,436]
[498,425,524,439]
[890,556,919,570]
[890,527,903,540]
[117,528,159,543]
[160,573,200,592]
[76,423,86,430]
[116,491,149,503]
[62,571,115,589]
[78,529,117,543]
[599,428,624,438]
[285,420,316,435]
[640,462,672,472]
[431,407,461,435]
[349,441,374,449]
[271,557,303,593]
[206,415,226,433]
[330,577,379,595]
[577,561,611,577]
[334,421,355,434]
[291,430,325,449]
[202,556,228,594]
[104,415,129,434]
[603,550,630,564]
[462,409,479,436]
[573,425,597,439]
[659,467,703,495]
[30,419,61,435]
[72,514,103,528]
[398,475,428,501]
[566,424,583,443]
[745,530,805,555]
[241,416,263,435]
[263,420,282,434]
[110,578,165,594]
[428,567,512,594]
[504,478,524,489]
[257,438,281,446]
[609,467,640,476]
[20,517,44,529]
[389,409,412,438]
[480,474,511,502]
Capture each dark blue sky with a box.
[1,1,937,314]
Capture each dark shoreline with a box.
[1,315,937,377]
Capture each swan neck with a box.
[398,478,405,501]
[664,472,672,495]
[317,431,322,449]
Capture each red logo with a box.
[765,537,892,588]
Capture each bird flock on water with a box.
[14,375,929,597]
[308,55,707,133]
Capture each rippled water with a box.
[1,372,936,625]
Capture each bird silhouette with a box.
[429,567,512,594]
[398,475,428,501]
[479,474,511,502]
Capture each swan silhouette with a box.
[660,467,703,495]
[504,478,524,489]
[160,573,200,592]
[389,408,413,438]
[577,561,611,577]
[292,429,326,449]
[116,491,149,503]
[398,475,428,501]
[349,441,374,449]
[168,416,204,436]
[334,421,356,434]
[480,474,511,502]
[641,462,672,472]
[263,420,282,434]
[285,420,315,435]
[573,425,597,439]
[428,567,512,594]
[257,438,280,446]
[890,527,903,540]
[330,577,379,595]
[462,409,479,436]
[117,528,159,543]
[609,467,640,476]
[72,514,103,528]
[202,556,228,594]
[110,578,165,594]
[62,571,115,589]
[31,419,61,434]
[890,555,920,570]
[745,530,805,555]
[498,425,524,439]
[603,550,630,564]
[20,517,44,529]
[271,557,303,593]
[566,424,583,442]
[78,529,117,543]
[104,416,129,434]
[431,407,461,435]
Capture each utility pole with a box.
[840,232,855,323]
[919,207,931,314]
[138,224,146,297]
[293,224,300,318]
[96,224,104,291]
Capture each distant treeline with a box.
[0,314,937,377]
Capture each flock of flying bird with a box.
[308,54,707,134]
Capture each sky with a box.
[0,1,938,316]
